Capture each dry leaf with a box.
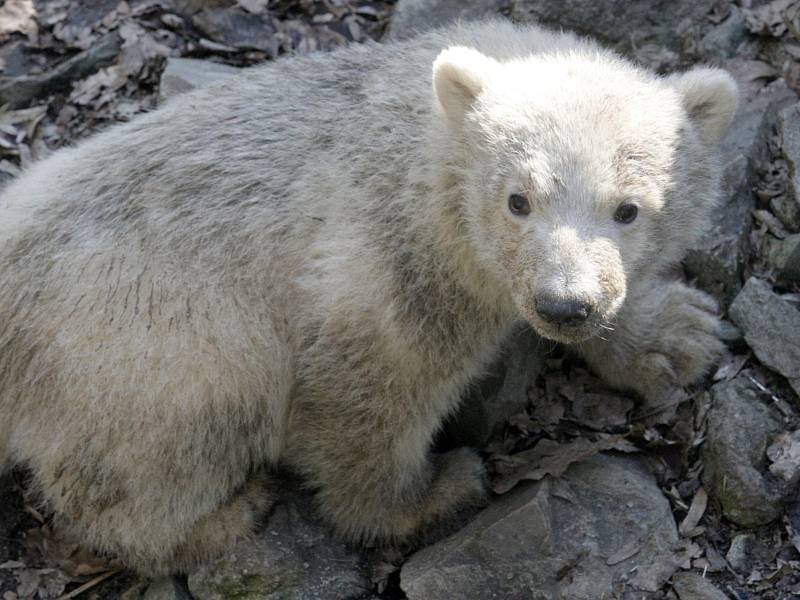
[238,0,269,14]
[24,525,115,578]
[767,430,800,485]
[570,391,633,430]
[743,0,798,37]
[605,541,641,566]
[492,436,637,494]
[753,208,790,239]
[0,0,37,38]
[70,65,129,105]
[678,487,708,537]
[712,352,751,382]
[631,540,703,592]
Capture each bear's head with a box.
[432,43,737,344]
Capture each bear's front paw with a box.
[633,283,724,400]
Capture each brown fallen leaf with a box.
[492,436,638,494]
[743,0,798,37]
[678,487,708,538]
[753,208,790,239]
[69,65,129,106]
[630,540,703,592]
[712,351,751,382]
[606,540,641,566]
[0,0,37,39]
[24,525,116,578]
[767,430,800,485]
[238,0,269,14]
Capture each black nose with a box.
[535,296,593,326]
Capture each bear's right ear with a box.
[433,47,496,123]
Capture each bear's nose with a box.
[534,296,593,326]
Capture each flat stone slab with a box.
[188,495,369,600]
[159,58,240,103]
[703,376,786,527]
[779,102,800,207]
[729,277,800,396]
[401,453,678,600]
[684,82,796,306]
[387,0,508,40]
[672,571,732,600]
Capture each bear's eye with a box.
[614,203,638,224]
[508,193,531,216]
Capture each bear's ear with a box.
[433,46,496,122]
[667,67,739,146]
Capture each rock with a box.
[725,533,758,574]
[700,6,751,60]
[159,58,240,103]
[0,32,121,109]
[672,572,731,600]
[779,102,800,226]
[684,82,796,306]
[717,321,744,349]
[445,325,544,446]
[770,193,800,232]
[187,492,369,600]
[387,0,509,40]
[702,376,786,527]
[728,277,800,396]
[0,40,40,80]
[400,454,678,600]
[192,8,279,55]
[767,430,800,486]
[766,232,800,284]
[510,0,715,58]
[121,577,189,600]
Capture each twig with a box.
[55,570,119,600]
[23,505,45,524]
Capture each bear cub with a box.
[0,20,736,573]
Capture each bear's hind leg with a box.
[166,474,275,574]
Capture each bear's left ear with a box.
[433,46,497,123]
[667,67,739,146]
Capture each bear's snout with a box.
[534,295,593,326]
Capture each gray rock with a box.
[121,577,188,600]
[717,321,744,349]
[446,325,544,446]
[672,572,731,600]
[685,82,796,306]
[700,6,751,61]
[510,0,715,56]
[766,233,800,284]
[780,102,800,208]
[401,454,678,600]
[159,58,240,103]
[767,430,800,486]
[702,376,785,527]
[192,8,279,55]
[770,193,800,232]
[387,0,509,40]
[729,277,800,396]
[188,494,369,600]
[0,33,121,109]
[725,533,758,574]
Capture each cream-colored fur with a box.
[0,20,736,574]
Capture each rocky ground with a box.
[1,0,799,599]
